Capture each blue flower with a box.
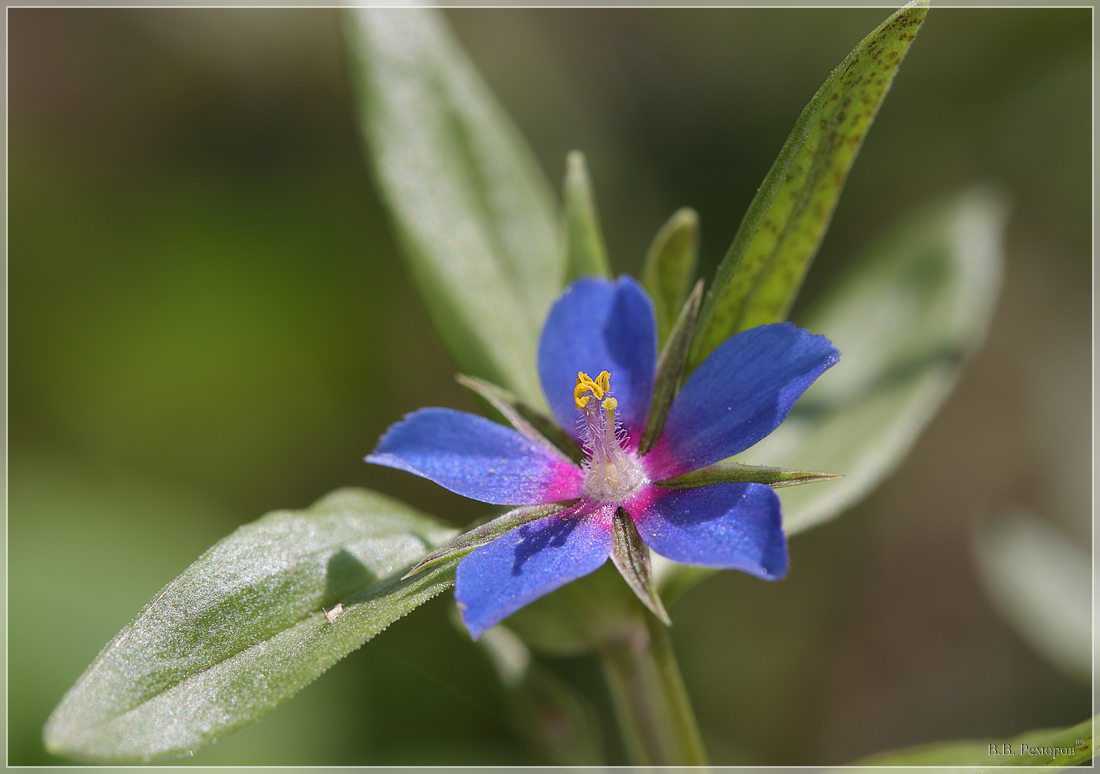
[368,276,839,638]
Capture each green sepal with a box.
[641,208,699,346]
[610,508,671,626]
[639,280,704,456]
[404,502,572,579]
[563,151,613,281]
[656,461,839,490]
[850,714,1095,768]
[457,374,585,463]
[690,0,929,370]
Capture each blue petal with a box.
[538,276,657,448]
[632,483,787,579]
[456,502,614,639]
[646,322,838,479]
[366,408,584,506]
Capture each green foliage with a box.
[344,8,563,407]
[563,151,613,280]
[44,489,457,763]
[472,622,605,765]
[975,510,1091,681]
[851,715,1095,768]
[749,187,1007,536]
[641,208,699,346]
[691,0,928,370]
[657,188,1007,600]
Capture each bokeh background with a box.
[9,7,1091,765]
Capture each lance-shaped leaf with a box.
[848,715,1095,768]
[657,188,1007,601]
[641,208,699,346]
[690,0,928,369]
[344,8,563,406]
[563,151,612,281]
[975,510,1091,681]
[44,489,458,763]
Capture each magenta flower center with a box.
[575,371,648,503]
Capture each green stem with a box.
[597,615,710,766]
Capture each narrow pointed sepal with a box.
[457,374,585,464]
[639,280,704,456]
[610,508,672,626]
[656,460,840,490]
[563,151,612,281]
[403,502,573,579]
[641,207,699,346]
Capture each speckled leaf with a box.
[44,489,458,763]
[850,715,1094,768]
[657,188,1007,601]
[344,8,562,405]
[691,0,928,369]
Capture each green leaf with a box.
[641,208,699,346]
[563,151,612,281]
[975,510,1091,681]
[849,715,1095,768]
[691,0,928,369]
[746,187,1007,536]
[657,188,1007,601]
[44,488,458,763]
[344,9,563,406]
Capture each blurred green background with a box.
[9,7,1091,765]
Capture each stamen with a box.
[574,370,610,409]
[574,372,647,503]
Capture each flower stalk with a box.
[597,612,709,766]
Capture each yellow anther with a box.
[596,371,610,394]
[574,370,613,409]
